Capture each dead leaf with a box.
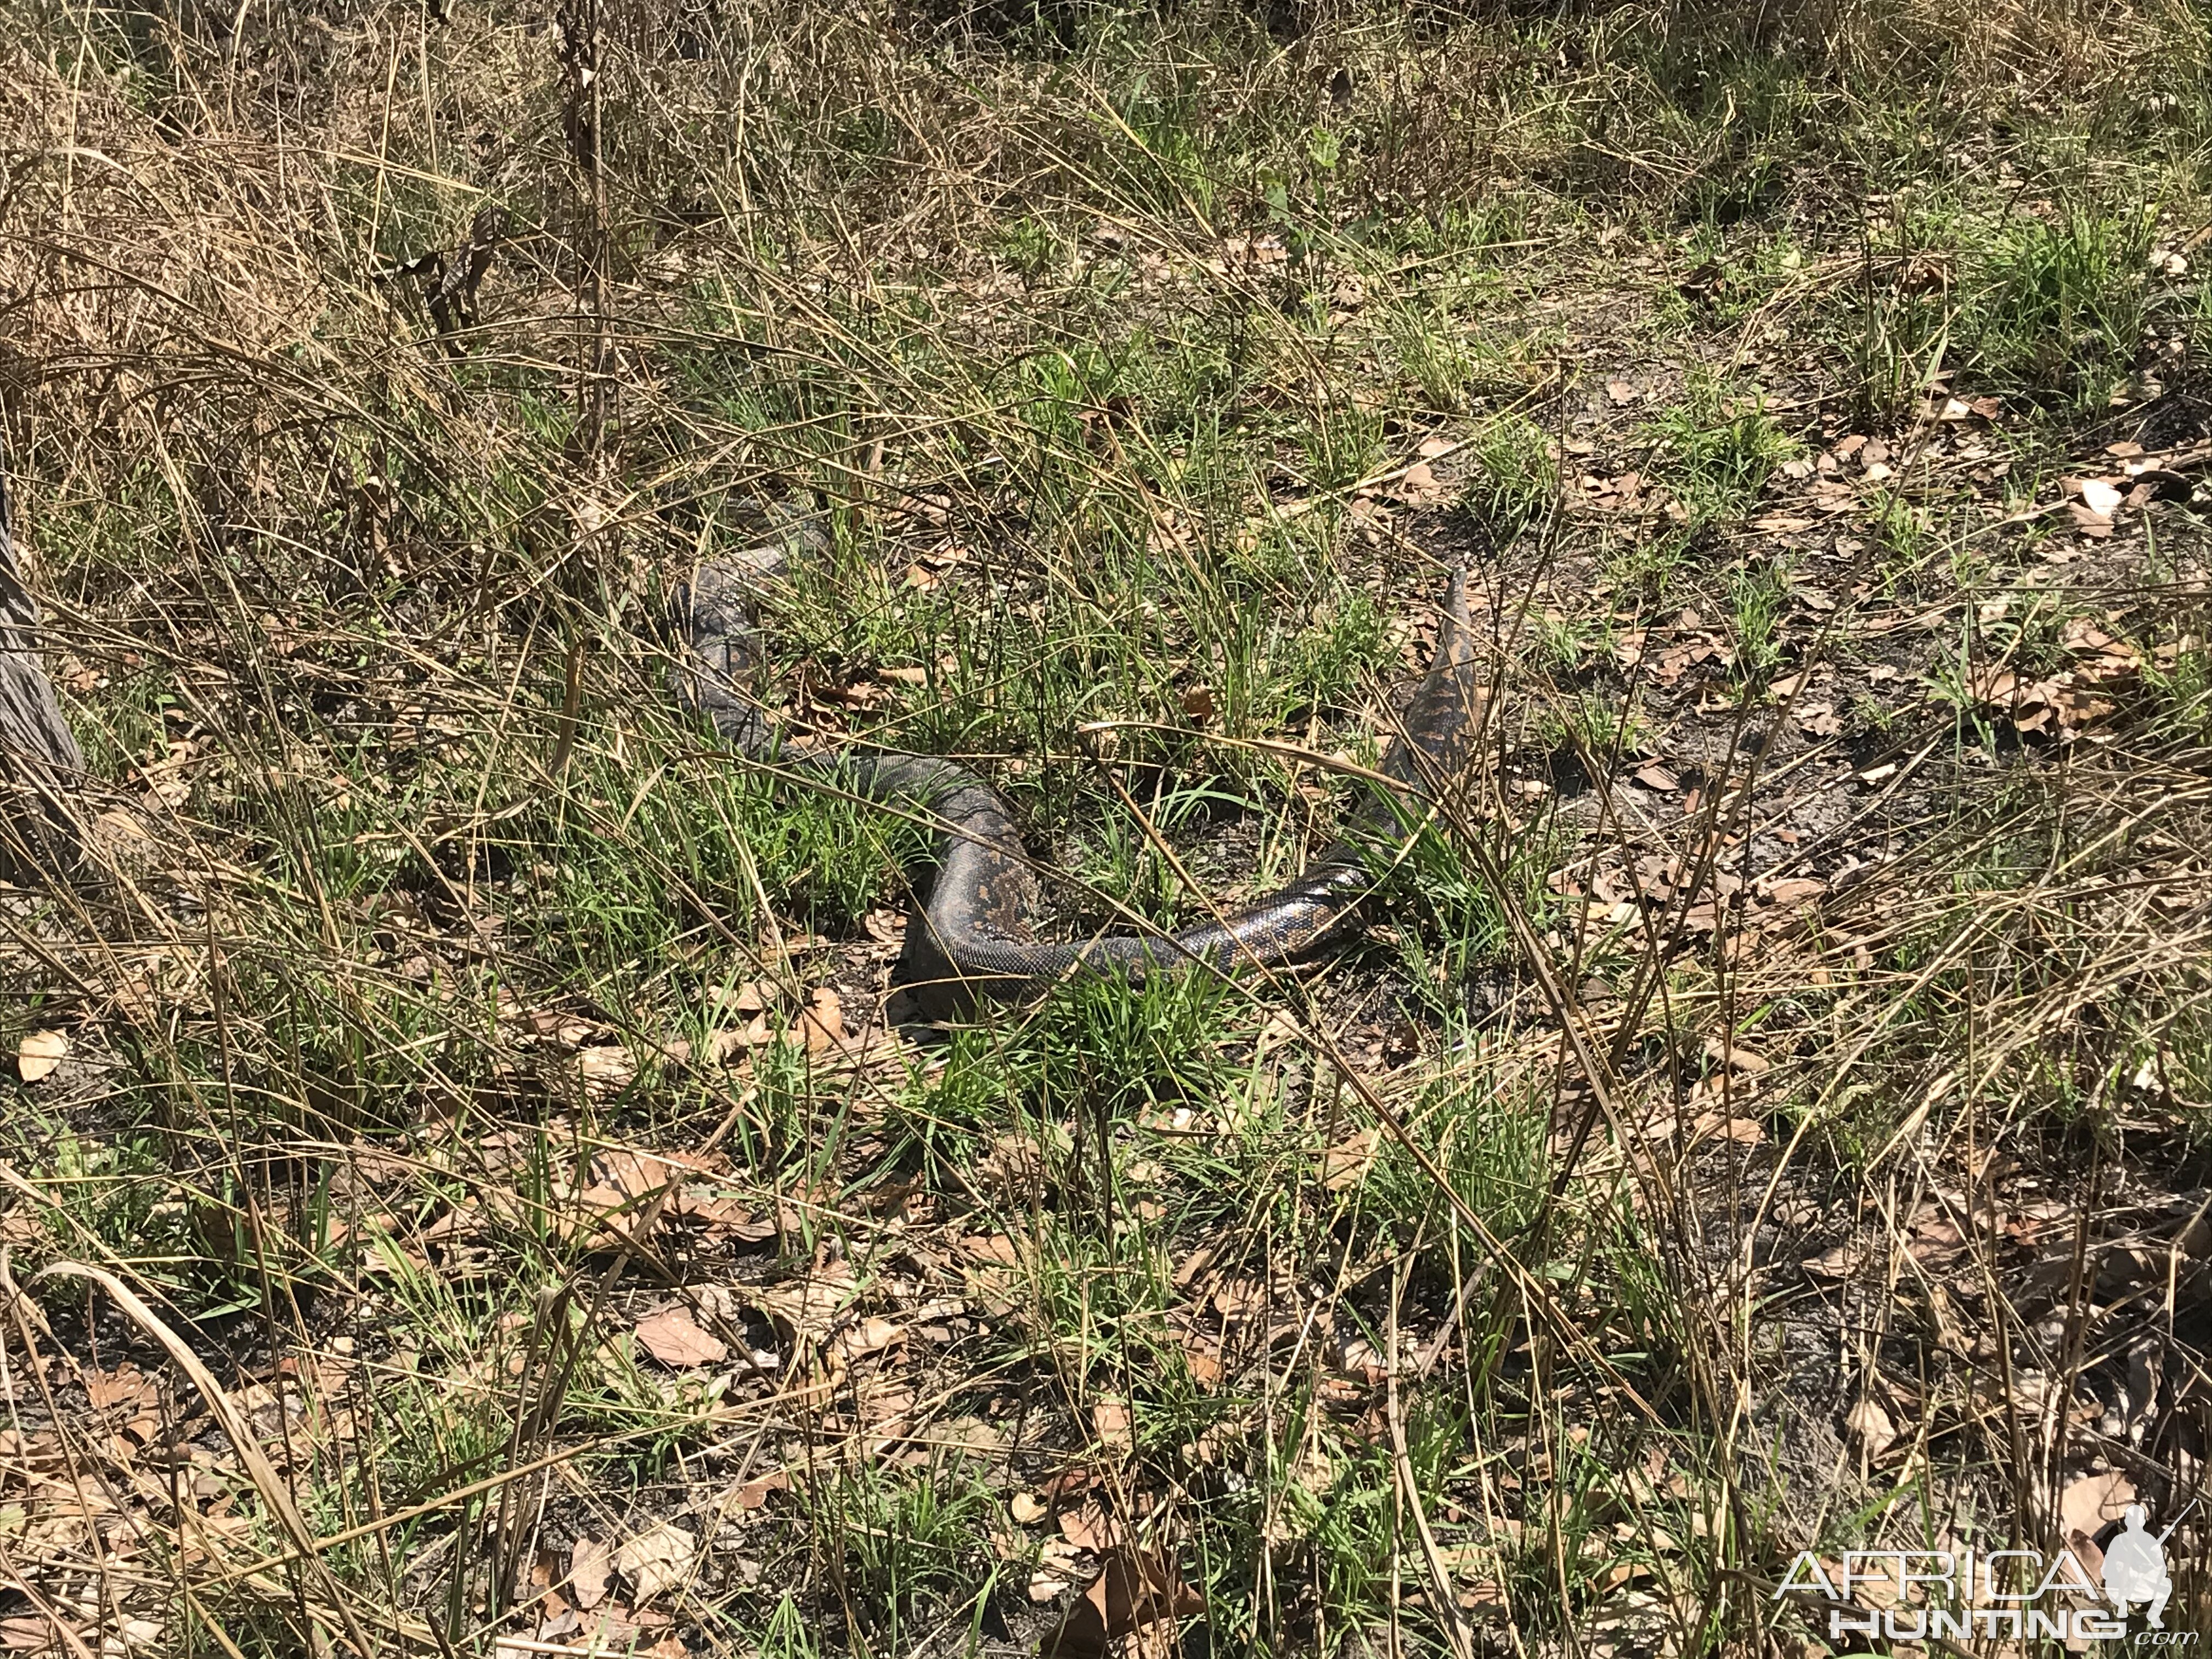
[1011,1492,1048,1525]
[2078,477,2125,515]
[1040,1545,1206,1659]
[1318,1128,1378,1192]
[800,988,844,1055]
[1795,702,1843,738]
[960,1232,1023,1267]
[833,1316,905,1362]
[570,1537,611,1610]
[575,1043,637,1093]
[733,1469,791,1511]
[1762,878,1825,909]
[1181,686,1216,721]
[1702,1037,1770,1075]
[614,1522,696,1603]
[83,1363,156,1412]
[1846,1398,1897,1458]
[2059,1470,2136,1541]
[16,1030,67,1083]
[1058,1502,1123,1553]
[1092,1398,1135,1455]
[1802,1242,1867,1279]
[1397,461,1443,503]
[1029,1535,1090,1602]
[1181,1332,1224,1392]
[1692,1112,1767,1148]
[634,1307,728,1369]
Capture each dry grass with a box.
[3,0,2212,1654]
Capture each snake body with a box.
[673,540,1484,1009]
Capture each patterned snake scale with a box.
[672,539,1486,1011]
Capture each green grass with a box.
[1641,371,1802,531]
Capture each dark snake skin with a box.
[673,545,1485,1009]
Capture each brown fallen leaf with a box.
[2059,1470,2136,1541]
[1040,1545,1207,1658]
[615,1522,697,1603]
[1171,1243,1221,1289]
[1397,461,1444,503]
[714,981,768,1015]
[1846,1397,1897,1458]
[1318,1128,1379,1192]
[1801,1242,1867,1279]
[1092,1398,1135,1455]
[1762,877,1825,908]
[1010,1492,1048,1525]
[1181,1334,1224,1392]
[1058,1502,1124,1553]
[16,1029,67,1084]
[575,1043,637,1093]
[1795,702,1843,738]
[800,987,845,1054]
[634,1307,729,1369]
[677,1187,776,1243]
[961,1232,1023,1267]
[570,1536,611,1610]
[1702,1037,1771,1075]
[1181,686,1216,721]
[1691,1111,1767,1148]
[833,1316,905,1362]
[1029,1534,1091,1602]
[0,1616,69,1654]
[734,1469,791,1510]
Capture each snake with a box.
[671,533,1486,1010]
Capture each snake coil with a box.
[673,539,1485,1010]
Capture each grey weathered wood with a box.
[0,437,85,879]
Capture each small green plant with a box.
[1641,371,1800,527]
[1466,413,1556,538]
[1724,560,1792,685]
[997,213,1062,285]
[805,1462,994,1641]
[1300,400,1384,490]
[1034,966,1233,1121]
[1969,201,2155,409]
[1540,687,1642,763]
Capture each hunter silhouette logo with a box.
[2104,1504,2176,1629]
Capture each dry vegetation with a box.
[5,0,2212,1652]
